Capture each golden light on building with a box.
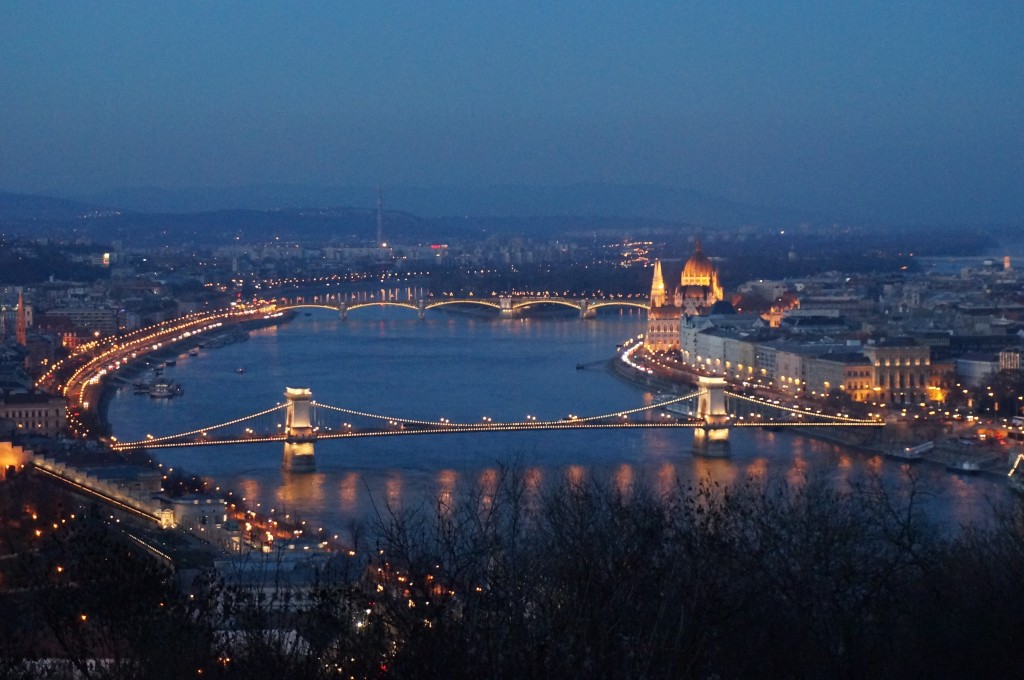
[645,237,724,352]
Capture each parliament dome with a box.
[681,239,716,282]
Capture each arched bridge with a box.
[110,378,882,471]
[269,290,650,319]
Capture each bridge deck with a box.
[110,387,882,452]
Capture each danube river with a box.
[106,309,1008,536]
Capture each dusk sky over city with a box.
[2,2,1022,223]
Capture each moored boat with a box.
[887,441,933,462]
[149,379,176,398]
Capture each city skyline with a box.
[1,2,1022,225]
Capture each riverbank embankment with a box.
[94,311,296,436]
[607,349,1014,482]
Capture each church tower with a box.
[650,260,666,308]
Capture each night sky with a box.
[2,2,1022,223]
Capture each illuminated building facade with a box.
[645,238,724,352]
[0,391,67,437]
[863,340,931,404]
[804,353,874,402]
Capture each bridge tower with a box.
[579,299,596,319]
[283,387,316,472]
[499,296,519,318]
[693,376,730,457]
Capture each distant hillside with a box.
[79,183,828,227]
[0,203,446,245]
[1,186,1008,254]
[0,190,111,221]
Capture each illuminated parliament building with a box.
[645,237,724,352]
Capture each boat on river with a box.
[149,378,183,398]
[887,441,933,462]
[149,380,173,398]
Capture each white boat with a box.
[149,379,175,398]
[188,347,200,356]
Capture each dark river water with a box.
[106,308,1008,537]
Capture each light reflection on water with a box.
[656,462,677,497]
[105,309,1011,536]
[437,469,457,509]
[615,463,634,498]
[340,472,358,512]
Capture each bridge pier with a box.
[338,302,347,320]
[579,299,596,319]
[693,376,730,457]
[499,296,520,318]
[418,298,426,319]
[283,387,316,472]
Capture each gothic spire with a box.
[650,260,666,307]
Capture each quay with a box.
[612,338,1016,482]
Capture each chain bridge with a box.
[268,289,650,319]
[110,378,882,471]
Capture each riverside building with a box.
[645,237,724,352]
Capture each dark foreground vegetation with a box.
[2,468,1023,679]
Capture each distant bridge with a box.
[270,290,650,319]
[110,379,882,471]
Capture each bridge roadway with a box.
[113,418,705,451]
[269,292,650,319]
[111,387,883,454]
[114,418,883,452]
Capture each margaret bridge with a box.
[110,377,883,472]
[269,289,651,319]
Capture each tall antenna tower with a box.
[376,187,384,247]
